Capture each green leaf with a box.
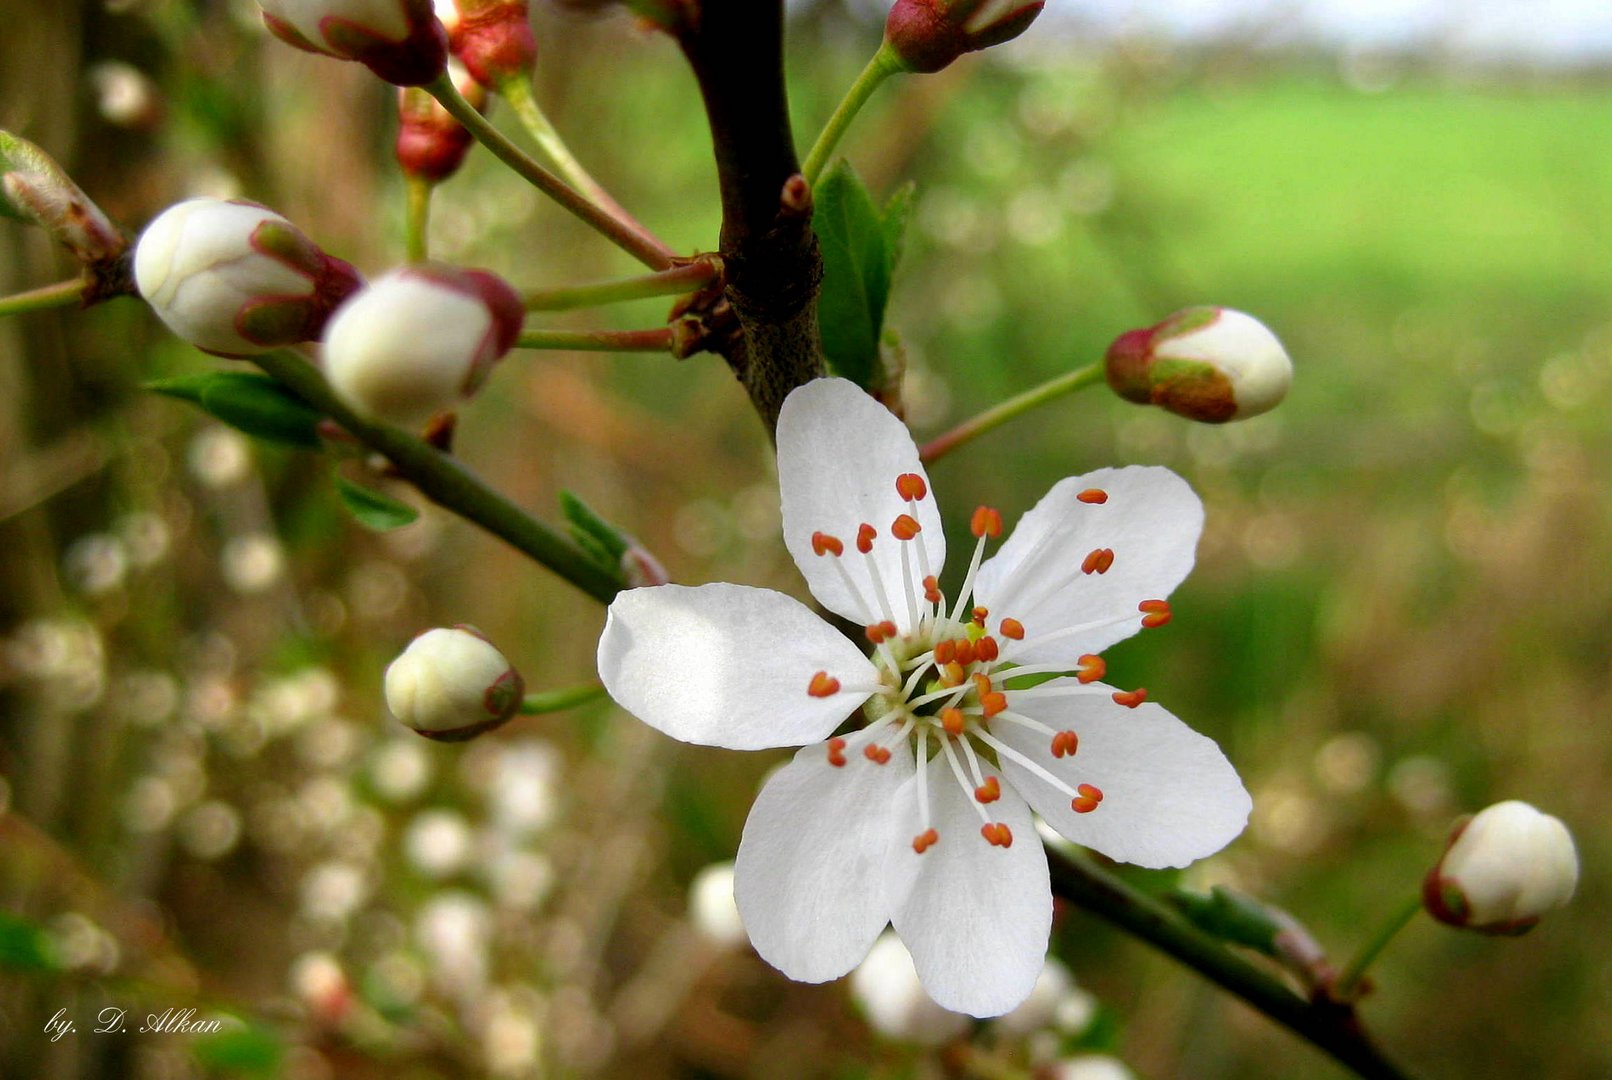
[1168,885,1288,955]
[335,477,420,531]
[190,1022,285,1076]
[148,372,323,449]
[815,161,911,390]
[560,491,629,566]
[881,181,917,272]
[0,910,58,972]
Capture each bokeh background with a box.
[2,1,1608,1077]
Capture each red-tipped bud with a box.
[1423,801,1579,936]
[1105,307,1292,424]
[384,625,524,740]
[258,0,449,86]
[322,264,522,427]
[447,0,536,87]
[884,0,1045,75]
[134,198,362,357]
[395,62,484,182]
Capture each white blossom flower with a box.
[1423,800,1578,935]
[598,377,1250,1017]
[257,0,448,87]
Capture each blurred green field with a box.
[2,8,1609,1080]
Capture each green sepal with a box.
[335,476,420,531]
[148,371,324,449]
[559,491,630,580]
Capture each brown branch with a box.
[676,0,825,435]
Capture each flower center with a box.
[804,474,1173,856]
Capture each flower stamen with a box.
[1082,548,1115,575]
[1072,783,1104,813]
[1112,688,1148,708]
[1140,599,1172,628]
[826,737,848,767]
[1077,488,1109,504]
[807,671,841,697]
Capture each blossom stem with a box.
[520,681,608,715]
[497,73,674,266]
[252,349,623,604]
[426,74,675,271]
[515,327,673,353]
[0,278,83,319]
[1333,894,1423,1001]
[801,43,904,186]
[404,175,432,263]
[1046,847,1418,1080]
[920,362,1106,463]
[522,261,718,312]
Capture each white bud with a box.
[849,934,968,1046]
[258,0,448,86]
[322,265,522,428]
[687,861,746,947]
[135,198,361,356]
[1106,307,1293,423]
[384,625,523,741]
[1423,800,1579,935]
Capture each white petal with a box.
[883,752,1051,1017]
[990,692,1249,869]
[735,739,913,982]
[778,378,945,632]
[973,467,1202,664]
[598,583,876,750]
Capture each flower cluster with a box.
[599,377,1250,1016]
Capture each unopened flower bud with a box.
[258,0,449,86]
[1,130,128,273]
[1104,307,1292,423]
[384,625,524,741]
[134,198,363,357]
[396,63,484,182]
[322,264,522,427]
[1423,800,1578,936]
[850,934,969,1046]
[885,0,1045,74]
[448,0,536,87]
[687,861,745,947]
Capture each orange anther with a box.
[826,737,847,767]
[808,671,841,698]
[864,743,891,765]
[1077,488,1109,505]
[976,636,1000,662]
[811,531,843,557]
[971,672,993,695]
[1076,654,1106,684]
[912,827,939,854]
[896,473,928,501]
[981,691,1007,717]
[1139,599,1172,628]
[972,606,989,625]
[1082,547,1115,575]
[941,661,966,686]
[953,639,977,666]
[923,575,942,603]
[865,623,887,644]
[981,822,1014,848]
[933,639,956,665]
[940,707,966,737]
[999,617,1025,640]
[880,620,897,638]
[1051,730,1080,758]
[856,523,876,553]
[892,514,921,540]
[1112,688,1148,709]
[1072,783,1104,813]
[974,776,1001,803]
[970,506,1003,538]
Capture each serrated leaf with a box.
[815,161,893,389]
[0,910,58,971]
[190,1022,284,1076]
[560,491,629,564]
[335,477,419,531]
[148,372,323,449]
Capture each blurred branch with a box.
[0,278,85,319]
[1047,847,1417,1080]
[676,0,826,434]
[252,349,623,604]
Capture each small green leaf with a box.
[815,161,894,389]
[560,491,629,567]
[881,181,917,273]
[335,477,420,531]
[148,372,323,448]
[1169,885,1288,955]
[0,910,58,972]
[190,1022,285,1076]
